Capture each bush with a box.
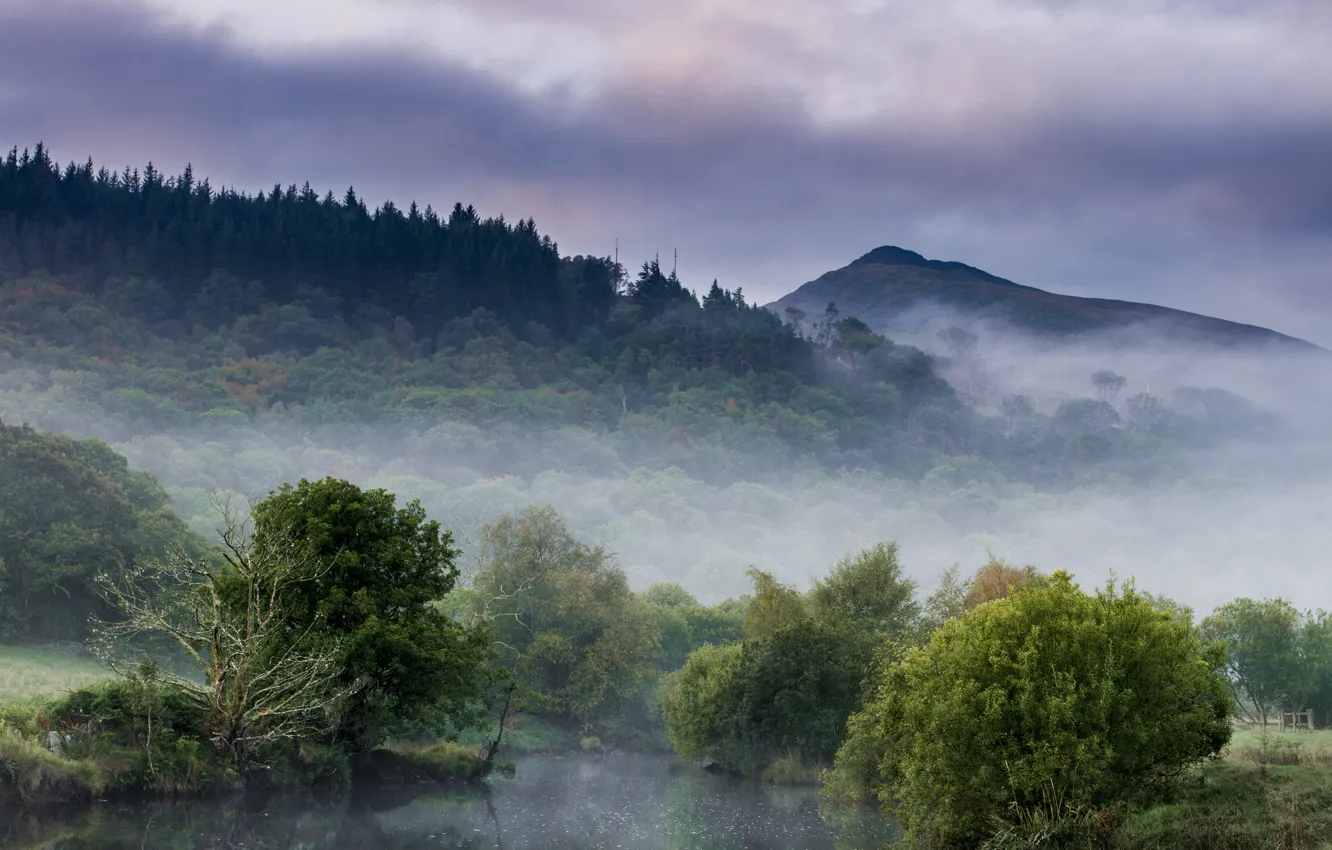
[660,642,742,765]
[833,571,1232,847]
[661,618,868,775]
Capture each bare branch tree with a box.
[91,495,360,771]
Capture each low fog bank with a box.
[128,435,1332,615]
[0,401,1326,617]
[857,301,1326,428]
[4,311,1330,615]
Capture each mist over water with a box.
[0,754,901,849]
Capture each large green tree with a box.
[1202,598,1332,726]
[0,419,199,642]
[833,571,1232,847]
[638,583,744,673]
[464,506,659,737]
[807,541,919,638]
[247,477,489,749]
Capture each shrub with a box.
[661,618,868,775]
[833,571,1233,847]
[660,642,743,765]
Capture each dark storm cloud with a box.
[1,0,1330,338]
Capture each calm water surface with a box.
[1,753,901,849]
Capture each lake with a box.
[1,753,901,849]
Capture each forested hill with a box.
[0,144,1283,494]
[769,246,1322,352]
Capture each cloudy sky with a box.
[2,0,1329,341]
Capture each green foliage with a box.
[639,583,744,672]
[661,619,869,774]
[727,618,871,771]
[659,642,743,764]
[0,419,201,642]
[741,568,806,639]
[663,544,920,777]
[807,541,919,638]
[1201,598,1332,727]
[835,571,1233,847]
[247,477,491,749]
[12,677,235,797]
[465,507,659,736]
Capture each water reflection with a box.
[0,753,900,849]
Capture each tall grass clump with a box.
[760,750,824,786]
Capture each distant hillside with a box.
[0,145,1308,501]
[769,246,1323,353]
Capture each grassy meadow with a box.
[1107,728,1332,850]
[0,646,112,702]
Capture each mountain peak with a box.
[850,246,1023,288]
[770,246,1322,353]
[852,246,931,267]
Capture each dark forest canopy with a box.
[0,142,617,341]
[0,143,1278,491]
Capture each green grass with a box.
[0,646,112,701]
[0,729,109,802]
[1112,763,1332,849]
[1226,728,1332,767]
[760,751,825,785]
[394,740,488,781]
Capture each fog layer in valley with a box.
[2,312,1327,616]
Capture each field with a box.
[0,646,113,702]
[1226,727,1332,767]
[1107,728,1332,850]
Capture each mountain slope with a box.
[769,246,1322,352]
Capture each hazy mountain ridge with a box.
[769,246,1324,353]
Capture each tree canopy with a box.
[0,418,200,642]
[247,477,490,749]
[833,571,1232,846]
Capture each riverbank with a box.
[0,727,494,807]
[1,684,497,806]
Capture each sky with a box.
[2,0,1330,343]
